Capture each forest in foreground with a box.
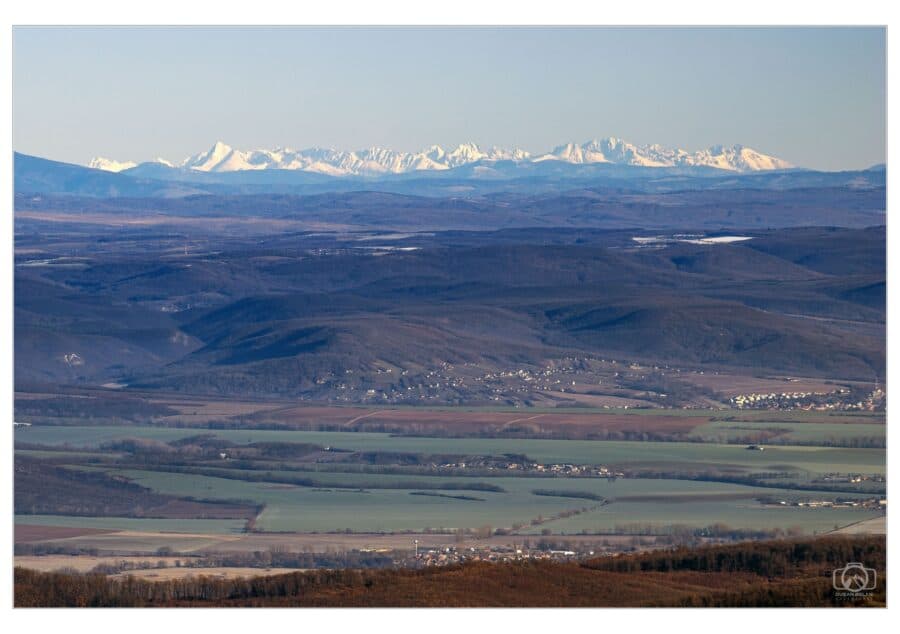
[15,535,885,607]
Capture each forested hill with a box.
[15,535,886,607]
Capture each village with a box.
[756,495,886,510]
[284,349,887,413]
[433,457,625,479]
[730,386,885,411]
[299,355,727,408]
[408,544,586,567]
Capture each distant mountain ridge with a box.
[15,151,886,201]
[89,137,794,176]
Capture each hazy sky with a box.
[13,26,886,171]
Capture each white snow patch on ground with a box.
[632,235,752,246]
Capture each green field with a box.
[690,420,885,444]
[527,501,882,535]
[14,514,246,534]
[16,424,884,536]
[17,425,885,477]
[78,467,876,534]
[15,449,124,460]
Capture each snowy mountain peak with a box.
[694,144,793,172]
[88,157,137,173]
[89,138,793,176]
[182,141,237,171]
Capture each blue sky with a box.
[13,26,885,171]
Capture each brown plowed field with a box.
[252,406,709,437]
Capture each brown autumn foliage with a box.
[14,535,885,608]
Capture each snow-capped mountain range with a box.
[90,138,793,176]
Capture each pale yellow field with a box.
[15,555,194,572]
[109,567,305,581]
[830,516,886,535]
[681,372,844,397]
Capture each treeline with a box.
[626,469,887,496]
[115,463,507,493]
[583,534,886,578]
[88,549,396,574]
[531,489,604,501]
[582,522,791,540]
[14,396,178,423]
[213,422,885,447]
[409,491,485,501]
[102,435,324,462]
[14,535,886,607]
[94,436,532,486]
[697,434,887,449]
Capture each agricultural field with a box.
[9,555,309,582]
[15,524,246,554]
[14,514,247,534]
[15,425,886,478]
[16,390,883,441]
[16,461,881,535]
[14,555,193,573]
[14,403,885,559]
[688,419,885,445]
[238,404,710,436]
[134,469,880,534]
[106,567,306,582]
[676,372,849,397]
[525,498,882,535]
[14,527,649,558]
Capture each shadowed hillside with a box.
[15,226,885,400]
